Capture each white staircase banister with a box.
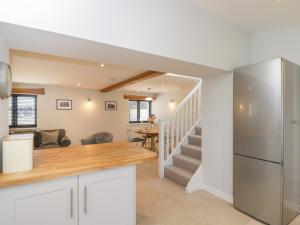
[173,81,202,115]
[158,79,202,178]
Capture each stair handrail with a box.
[158,80,202,177]
[173,81,202,115]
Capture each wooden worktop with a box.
[0,142,157,189]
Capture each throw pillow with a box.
[40,130,59,147]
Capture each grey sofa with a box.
[9,129,71,149]
[81,132,113,145]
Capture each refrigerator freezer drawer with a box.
[234,154,282,225]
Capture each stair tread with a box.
[181,144,202,160]
[165,165,193,178]
[182,144,201,151]
[173,154,201,165]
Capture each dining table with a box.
[135,128,159,152]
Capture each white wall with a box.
[252,26,300,64]
[0,36,9,171]
[0,0,251,71]
[13,83,191,146]
[13,84,133,146]
[200,74,233,202]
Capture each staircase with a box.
[165,127,202,186]
[158,80,202,190]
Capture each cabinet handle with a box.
[70,189,73,218]
[84,186,87,215]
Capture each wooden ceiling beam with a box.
[124,94,156,101]
[100,71,164,93]
[12,88,45,95]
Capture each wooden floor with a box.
[136,160,300,225]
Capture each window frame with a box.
[128,100,152,123]
[9,94,38,128]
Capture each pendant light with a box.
[145,88,153,101]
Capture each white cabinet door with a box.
[0,176,78,225]
[79,165,136,225]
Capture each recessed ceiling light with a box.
[77,83,81,86]
[100,64,105,68]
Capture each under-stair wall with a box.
[158,73,234,203]
[199,74,234,202]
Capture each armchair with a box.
[81,132,113,145]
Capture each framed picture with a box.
[57,99,72,110]
[105,101,117,110]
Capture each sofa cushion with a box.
[41,129,65,145]
[57,129,66,145]
[61,136,71,147]
[40,130,59,147]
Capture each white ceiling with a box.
[10,50,145,90]
[121,75,199,94]
[0,22,227,77]
[10,50,198,93]
[191,0,300,32]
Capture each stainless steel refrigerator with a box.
[233,58,300,225]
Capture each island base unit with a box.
[0,165,136,225]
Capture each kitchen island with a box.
[0,142,156,225]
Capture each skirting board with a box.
[186,183,300,213]
[283,200,300,213]
[186,182,233,204]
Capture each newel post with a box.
[158,119,165,178]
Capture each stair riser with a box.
[173,157,199,173]
[188,136,201,146]
[195,127,202,136]
[181,147,202,160]
[165,168,190,186]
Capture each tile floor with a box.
[136,160,300,225]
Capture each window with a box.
[9,94,37,128]
[128,100,152,123]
